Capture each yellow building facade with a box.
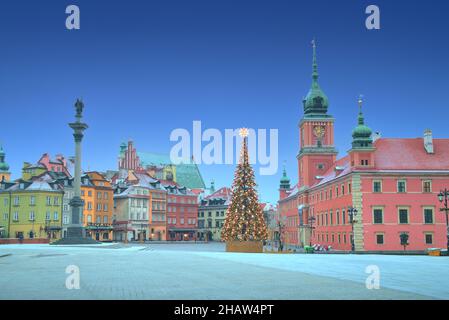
[0,179,63,240]
[149,188,167,240]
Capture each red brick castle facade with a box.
[278,43,449,252]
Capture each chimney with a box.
[424,129,434,154]
[373,131,381,142]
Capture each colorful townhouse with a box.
[22,153,71,181]
[36,153,71,176]
[162,180,198,241]
[0,178,64,240]
[113,183,151,241]
[112,171,168,241]
[80,172,114,241]
[150,182,168,240]
[278,44,449,252]
[198,187,232,241]
[20,155,114,242]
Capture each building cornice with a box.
[297,147,338,159]
[298,116,335,127]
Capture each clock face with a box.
[313,126,325,138]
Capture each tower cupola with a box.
[0,145,10,172]
[351,96,373,149]
[280,165,291,190]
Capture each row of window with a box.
[316,232,435,245]
[309,180,434,207]
[132,189,150,196]
[168,206,195,213]
[372,207,435,225]
[151,192,165,200]
[198,220,224,228]
[81,190,110,199]
[373,180,432,193]
[316,208,348,226]
[152,202,166,211]
[84,202,109,212]
[130,198,148,208]
[316,232,351,244]
[130,212,148,221]
[152,213,166,222]
[198,211,225,218]
[310,182,352,204]
[85,215,109,224]
[167,197,197,204]
[2,196,61,207]
[315,206,436,227]
[4,211,60,222]
[167,217,197,225]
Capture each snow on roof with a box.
[373,138,449,170]
[204,187,232,201]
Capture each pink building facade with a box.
[278,45,449,252]
[38,153,71,176]
[162,180,199,241]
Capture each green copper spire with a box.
[0,145,10,172]
[303,39,329,117]
[312,38,319,83]
[351,96,373,149]
[280,163,291,190]
[119,142,127,157]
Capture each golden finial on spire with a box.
[358,94,364,110]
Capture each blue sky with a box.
[0,0,448,204]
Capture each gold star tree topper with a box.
[239,128,249,138]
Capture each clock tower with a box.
[297,41,337,188]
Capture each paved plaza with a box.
[0,242,448,300]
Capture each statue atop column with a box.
[52,98,97,245]
[75,99,84,119]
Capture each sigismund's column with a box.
[53,99,97,245]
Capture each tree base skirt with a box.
[226,240,264,253]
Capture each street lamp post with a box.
[277,216,287,252]
[438,189,449,255]
[348,207,358,252]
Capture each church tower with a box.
[297,40,337,188]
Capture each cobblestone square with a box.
[1,243,448,300]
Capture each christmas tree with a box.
[221,128,269,242]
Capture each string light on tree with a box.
[221,128,268,242]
